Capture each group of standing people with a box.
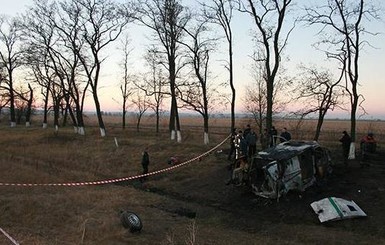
[339,130,377,165]
[261,126,292,149]
[139,128,378,185]
[228,124,258,162]
[226,124,291,186]
[228,124,292,162]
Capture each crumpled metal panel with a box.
[311,197,367,223]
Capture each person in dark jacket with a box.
[228,128,237,161]
[140,148,150,182]
[339,131,351,165]
[360,132,377,163]
[280,127,292,142]
[246,129,258,158]
[243,124,251,138]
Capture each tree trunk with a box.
[75,103,85,135]
[229,37,235,132]
[9,74,16,127]
[169,98,176,140]
[43,85,49,128]
[25,84,33,127]
[93,90,106,137]
[122,110,126,130]
[349,95,359,159]
[175,100,182,143]
[203,114,209,145]
[136,115,142,132]
[266,77,274,132]
[155,108,160,135]
[54,101,60,135]
[314,110,325,141]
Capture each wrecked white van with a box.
[248,141,332,200]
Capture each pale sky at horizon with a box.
[1,0,385,120]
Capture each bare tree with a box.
[13,83,35,127]
[131,88,150,132]
[202,0,236,133]
[22,25,56,130]
[33,56,53,129]
[244,83,266,142]
[0,16,24,127]
[117,36,134,130]
[243,57,288,148]
[23,0,86,134]
[142,47,167,135]
[75,0,133,137]
[293,65,344,141]
[12,84,34,125]
[29,51,64,132]
[238,0,295,133]
[179,19,217,145]
[303,0,380,158]
[20,1,54,129]
[134,0,191,142]
[53,1,88,135]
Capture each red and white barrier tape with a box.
[0,228,20,245]
[0,135,230,187]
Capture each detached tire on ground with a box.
[120,211,143,232]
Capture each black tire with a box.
[120,211,143,232]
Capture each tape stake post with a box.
[0,135,230,188]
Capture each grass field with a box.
[0,115,384,244]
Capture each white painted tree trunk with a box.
[55,125,59,133]
[25,122,31,127]
[204,132,209,145]
[171,130,176,140]
[42,123,48,129]
[78,127,85,135]
[10,122,16,127]
[73,126,78,134]
[100,128,106,137]
[348,142,356,159]
[177,130,182,143]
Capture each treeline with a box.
[0,0,381,150]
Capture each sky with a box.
[1,0,385,120]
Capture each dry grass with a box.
[0,115,384,244]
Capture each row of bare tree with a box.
[0,0,381,153]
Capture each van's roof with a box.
[257,141,320,161]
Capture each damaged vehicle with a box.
[245,141,332,200]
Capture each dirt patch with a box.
[1,125,385,244]
[134,145,385,244]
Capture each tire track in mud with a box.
[126,181,279,227]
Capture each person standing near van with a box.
[280,127,291,142]
[246,129,258,158]
[339,131,351,165]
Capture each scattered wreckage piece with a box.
[247,141,332,200]
[310,197,367,223]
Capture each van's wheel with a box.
[120,211,143,232]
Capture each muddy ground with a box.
[1,127,385,244]
[127,142,385,244]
